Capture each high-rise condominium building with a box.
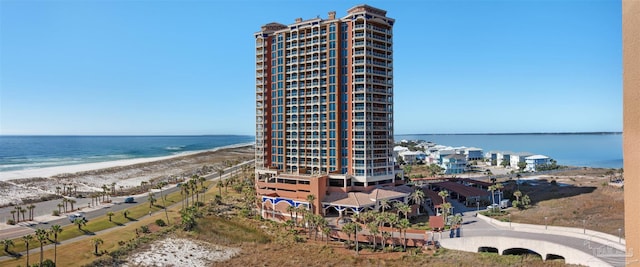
[255,5,409,220]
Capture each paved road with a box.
[0,161,253,240]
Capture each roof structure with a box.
[526,155,550,160]
[423,188,444,208]
[321,185,413,208]
[432,181,490,198]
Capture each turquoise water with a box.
[0,133,622,173]
[0,135,254,172]
[396,133,623,169]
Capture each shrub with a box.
[6,219,15,225]
[155,219,166,227]
[52,210,60,216]
[140,225,150,234]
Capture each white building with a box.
[441,154,467,174]
[510,152,533,169]
[399,150,427,164]
[525,155,551,172]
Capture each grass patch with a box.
[194,216,270,245]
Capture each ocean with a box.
[396,133,623,169]
[0,133,623,173]
[0,135,254,172]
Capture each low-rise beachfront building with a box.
[441,154,467,174]
[399,150,427,164]
[254,5,403,221]
[435,149,456,164]
[525,155,550,172]
[464,147,484,161]
[485,151,499,165]
[510,152,533,169]
[496,151,513,166]
[393,146,410,160]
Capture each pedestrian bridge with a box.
[440,236,614,266]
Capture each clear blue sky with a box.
[0,0,621,135]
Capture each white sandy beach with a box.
[0,142,253,181]
[0,143,254,207]
[124,238,240,267]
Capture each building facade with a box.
[254,5,404,219]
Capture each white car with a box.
[68,212,85,222]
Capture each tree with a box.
[148,192,156,208]
[494,183,504,203]
[216,180,223,196]
[367,222,379,251]
[74,217,86,230]
[521,194,532,208]
[27,204,35,221]
[438,190,449,204]
[90,238,104,255]
[488,185,497,206]
[379,199,390,213]
[10,210,16,222]
[1,239,14,253]
[500,159,510,168]
[441,202,452,222]
[57,203,63,214]
[306,194,316,214]
[69,199,76,212]
[36,228,48,266]
[49,225,62,265]
[286,205,296,223]
[123,209,130,219]
[322,226,331,245]
[181,206,198,231]
[513,190,522,203]
[20,208,26,222]
[107,211,114,222]
[395,202,411,220]
[399,218,411,251]
[157,182,170,225]
[517,161,527,172]
[22,234,33,267]
[409,189,425,214]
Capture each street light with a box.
[544,217,548,230]
[583,219,586,234]
[508,214,512,229]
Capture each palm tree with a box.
[342,222,357,250]
[513,190,522,203]
[27,204,36,221]
[441,202,452,222]
[69,199,76,212]
[1,239,14,253]
[57,203,63,214]
[322,226,331,245]
[409,189,425,214]
[123,209,130,219]
[10,210,16,222]
[286,205,295,222]
[379,199,390,213]
[399,218,410,251]
[394,202,411,220]
[90,238,104,255]
[49,224,62,265]
[15,206,21,222]
[22,234,33,267]
[367,222,379,250]
[488,185,497,206]
[216,180,223,196]
[74,217,86,230]
[36,228,47,266]
[157,182,170,225]
[107,211,115,222]
[20,208,26,222]
[306,194,316,214]
[438,190,449,204]
[148,192,156,208]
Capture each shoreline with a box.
[0,142,254,181]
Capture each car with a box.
[68,212,85,222]
[124,197,135,203]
